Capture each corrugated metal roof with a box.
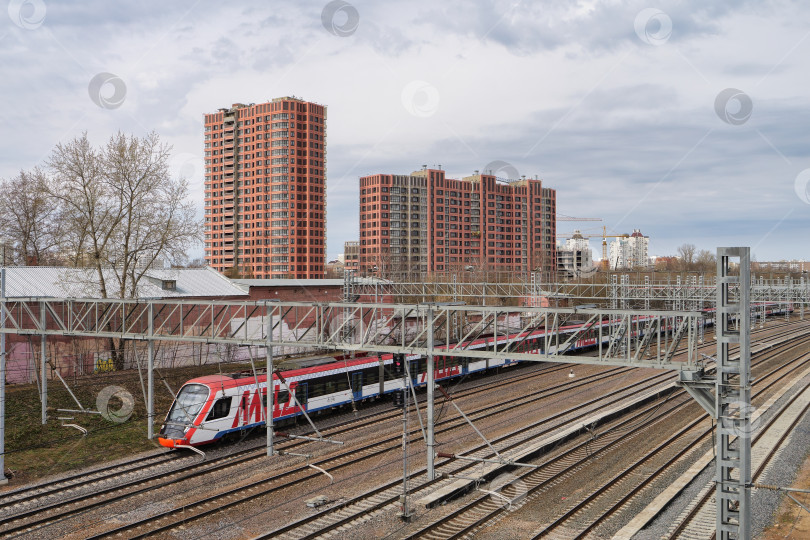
[0,267,248,299]
[231,277,391,287]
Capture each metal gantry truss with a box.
[363,272,810,311]
[0,299,700,368]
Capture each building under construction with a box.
[358,167,556,280]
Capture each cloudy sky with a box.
[1,0,809,263]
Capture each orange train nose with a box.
[158,437,187,448]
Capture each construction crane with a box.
[557,227,630,269]
[556,214,602,222]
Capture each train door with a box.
[351,371,363,400]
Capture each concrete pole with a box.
[401,362,411,520]
[266,306,274,457]
[426,305,435,480]
[41,335,47,425]
[147,303,154,440]
[0,268,7,484]
[147,340,154,439]
[40,301,47,425]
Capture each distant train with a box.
[158,303,791,448]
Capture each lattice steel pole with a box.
[716,247,751,539]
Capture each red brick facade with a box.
[204,98,327,279]
[359,169,556,278]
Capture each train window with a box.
[309,381,326,398]
[363,367,378,385]
[166,384,209,425]
[278,389,289,405]
[384,364,399,381]
[325,380,336,394]
[336,378,349,392]
[206,397,232,421]
[295,384,308,405]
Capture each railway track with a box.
[0,360,576,525]
[0,350,662,537]
[79,362,678,538]
[142,326,810,539]
[404,330,810,539]
[1,320,803,539]
[0,356,572,508]
[2,315,787,514]
[266,333,810,540]
[664,368,810,539]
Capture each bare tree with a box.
[0,168,64,265]
[695,249,716,272]
[676,243,697,271]
[48,131,202,367]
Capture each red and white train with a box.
[158,303,791,448]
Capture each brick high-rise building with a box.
[203,97,327,279]
[358,168,556,279]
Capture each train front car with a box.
[158,380,211,448]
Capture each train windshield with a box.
[166,384,209,425]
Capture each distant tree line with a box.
[654,243,716,272]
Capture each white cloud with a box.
[1,0,809,262]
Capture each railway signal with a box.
[392,389,405,408]
[393,353,405,375]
